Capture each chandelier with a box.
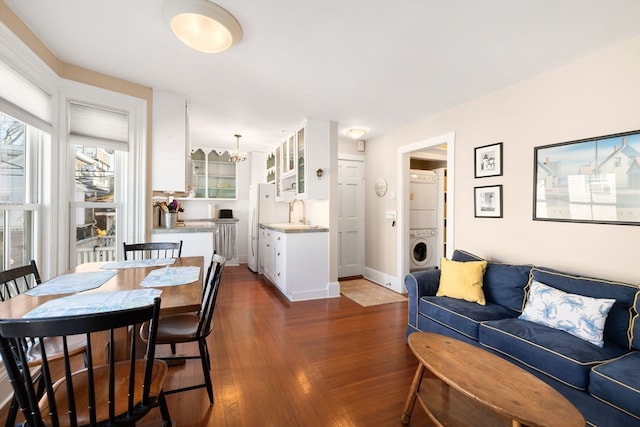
[229,134,247,163]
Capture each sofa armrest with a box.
[405,269,441,337]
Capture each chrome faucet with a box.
[289,199,306,224]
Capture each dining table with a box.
[0,256,204,362]
[0,256,204,319]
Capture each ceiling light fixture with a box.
[229,134,247,163]
[164,0,242,54]
[345,128,367,139]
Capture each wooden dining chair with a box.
[0,261,87,427]
[123,240,183,260]
[0,297,172,427]
[140,252,226,404]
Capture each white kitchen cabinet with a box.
[275,118,330,201]
[190,148,237,199]
[272,231,287,293]
[151,231,214,259]
[263,228,329,301]
[261,227,275,283]
[152,89,188,192]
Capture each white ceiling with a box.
[6,0,640,153]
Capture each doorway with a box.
[396,131,455,286]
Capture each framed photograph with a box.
[474,185,503,218]
[533,130,640,225]
[475,142,503,178]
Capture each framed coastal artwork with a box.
[474,185,503,218]
[474,142,503,178]
[533,130,640,225]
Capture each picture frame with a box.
[533,130,640,225]
[474,185,503,218]
[474,142,503,178]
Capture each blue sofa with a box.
[405,249,640,427]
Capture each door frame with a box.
[396,131,455,286]
[337,153,365,278]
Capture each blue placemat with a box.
[100,258,176,269]
[26,270,117,296]
[23,289,162,318]
[140,266,201,287]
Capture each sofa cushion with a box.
[531,267,638,349]
[479,318,629,390]
[630,291,640,350]
[451,250,531,312]
[589,352,640,420]
[420,296,518,341]
[519,280,615,347]
[436,257,487,305]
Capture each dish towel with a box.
[216,222,237,260]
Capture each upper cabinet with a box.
[152,90,188,192]
[190,148,237,199]
[275,119,330,201]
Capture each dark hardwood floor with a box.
[153,264,432,426]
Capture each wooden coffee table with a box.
[402,332,585,427]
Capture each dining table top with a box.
[0,256,204,320]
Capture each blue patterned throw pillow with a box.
[519,280,615,347]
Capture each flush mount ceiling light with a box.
[164,0,242,53]
[345,128,367,139]
[229,134,247,163]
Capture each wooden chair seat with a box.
[141,312,199,342]
[39,360,168,427]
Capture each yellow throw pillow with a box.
[436,258,488,305]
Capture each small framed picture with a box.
[475,142,503,178]
[475,185,503,218]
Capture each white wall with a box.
[365,36,640,285]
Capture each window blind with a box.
[0,59,52,131]
[68,101,129,151]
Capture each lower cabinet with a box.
[262,229,329,301]
[151,231,215,258]
[261,227,275,283]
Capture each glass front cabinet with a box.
[273,118,328,201]
[190,148,237,199]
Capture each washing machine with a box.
[409,229,437,271]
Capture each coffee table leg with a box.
[401,362,425,424]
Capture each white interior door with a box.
[338,159,364,278]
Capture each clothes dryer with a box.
[409,170,438,229]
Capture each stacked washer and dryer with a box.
[409,169,438,271]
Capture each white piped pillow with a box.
[518,280,615,347]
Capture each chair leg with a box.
[158,391,172,427]
[4,395,19,427]
[203,343,211,371]
[170,343,176,355]
[198,339,214,404]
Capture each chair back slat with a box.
[0,298,168,427]
[0,260,41,301]
[197,253,226,338]
[123,241,183,260]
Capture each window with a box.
[0,113,44,270]
[68,101,129,266]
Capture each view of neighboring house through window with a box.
[0,113,42,271]
[73,144,118,265]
